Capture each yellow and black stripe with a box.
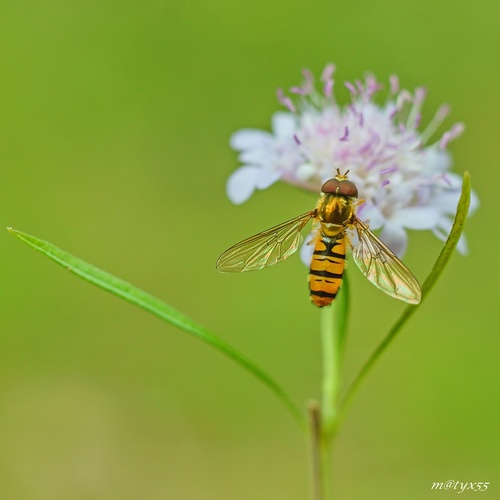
[308,234,346,307]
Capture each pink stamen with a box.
[439,122,465,149]
[396,90,412,109]
[419,103,452,145]
[389,75,399,94]
[359,142,373,155]
[321,63,335,82]
[360,131,380,155]
[436,104,451,121]
[381,179,390,187]
[389,106,399,121]
[377,152,398,164]
[414,86,427,105]
[339,126,349,141]
[276,88,296,113]
[293,134,302,145]
[437,172,452,186]
[302,68,314,81]
[366,75,383,98]
[413,112,422,128]
[290,86,307,95]
[301,68,314,94]
[380,165,397,175]
[323,79,334,98]
[345,81,357,96]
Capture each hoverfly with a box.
[217,171,421,307]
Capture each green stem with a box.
[320,305,341,439]
[318,435,333,500]
[313,276,349,499]
[320,274,349,438]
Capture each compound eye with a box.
[338,180,358,198]
[321,178,340,193]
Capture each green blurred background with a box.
[1,1,498,498]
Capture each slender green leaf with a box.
[337,172,472,422]
[7,227,306,429]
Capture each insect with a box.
[216,171,421,307]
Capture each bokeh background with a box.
[1,1,498,498]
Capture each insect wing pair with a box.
[216,176,421,306]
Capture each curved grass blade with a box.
[7,227,306,430]
[337,171,471,423]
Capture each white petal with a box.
[379,221,408,258]
[300,231,315,267]
[456,234,468,254]
[432,223,448,243]
[255,169,282,189]
[385,183,414,205]
[392,206,440,230]
[230,129,272,151]
[296,163,317,181]
[358,203,384,230]
[433,217,469,254]
[271,112,297,138]
[347,226,359,247]
[438,172,462,189]
[433,189,461,214]
[424,147,451,171]
[469,189,480,215]
[445,183,480,217]
[226,166,261,204]
[433,183,480,217]
[239,148,273,165]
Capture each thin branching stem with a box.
[336,172,471,426]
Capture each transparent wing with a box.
[350,216,422,304]
[216,210,316,273]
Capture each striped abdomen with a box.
[308,233,346,307]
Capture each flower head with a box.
[227,64,478,258]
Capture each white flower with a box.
[227,64,478,258]
[227,112,299,204]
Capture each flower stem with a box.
[310,276,349,499]
[320,305,341,439]
[321,274,349,438]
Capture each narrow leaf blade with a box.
[7,227,305,429]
